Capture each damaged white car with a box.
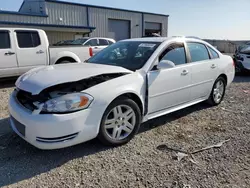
[9,37,235,150]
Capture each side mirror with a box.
[157,60,175,70]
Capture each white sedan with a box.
[9,37,235,150]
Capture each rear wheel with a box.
[58,60,71,64]
[207,77,226,106]
[98,97,141,146]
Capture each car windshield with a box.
[238,45,250,55]
[71,38,89,45]
[87,41,161,71]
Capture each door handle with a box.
[211,64,216,69]
[4,51,15,56]
[36,50,44,54]
[181,70,189,76]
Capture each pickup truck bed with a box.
[0,28,92,78]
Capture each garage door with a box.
[145,22,162,36]
[108,19,130,41]
[145,22,161,30]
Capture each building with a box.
[0,0,169,44]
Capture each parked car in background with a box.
[53,40,74,46]
[9,36,235,150]
[0,28,108,78]
[233,44,250,73]
[71,37,116,55]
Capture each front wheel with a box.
[98,97,141,146]
[207,77,226,106]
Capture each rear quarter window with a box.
[99,39,109,46]
[208,46,219,59]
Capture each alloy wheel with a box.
[213,80,225,103]
[104,105,136,140]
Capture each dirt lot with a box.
[0,76,249,188]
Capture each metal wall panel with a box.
[45,31,76,44]
[46,2,88,26]
[0,2,88,27]
[0,14,47,24]
[89,7,142,39]
[144,14,168,37]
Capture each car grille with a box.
[10,116,26,137]
[16,89,38,111]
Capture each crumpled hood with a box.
[16,63,132,95]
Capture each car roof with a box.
[80,37,115,40]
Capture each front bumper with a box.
[8,91,105,150]
[235,60,250,72]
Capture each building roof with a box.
[45,0,169,17]
[0,21,96,30]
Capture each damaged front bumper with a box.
[8,90,105,150]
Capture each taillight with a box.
[232,58,235,67]
[89,48,93,57]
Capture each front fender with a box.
[85,72,146,115]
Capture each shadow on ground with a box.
[0,102,211,187]
[0,77,17,89]
[234,74,250,83]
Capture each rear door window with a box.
[99,39,109,46]
[85,39,98,46]
[16,31,41,48]
[108,40,115,45]
[0,31,11,49]
[187,43,210,62]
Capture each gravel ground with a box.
[0,76,249,188]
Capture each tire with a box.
[98,97,142,146]
[57,60,71,64]
[207,77,226,106]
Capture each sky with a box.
[1,0,250,40]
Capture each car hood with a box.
[16,63,132,95]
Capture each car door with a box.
[0,29,18,78]
[85,39,100,55]
[186,42,218,101]
[15,30,47,75]
[147,43,192,114]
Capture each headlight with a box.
[42,93,93,113]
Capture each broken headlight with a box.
[42,93,94,113]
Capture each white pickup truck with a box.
[0,28,96,78]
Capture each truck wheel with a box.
[58,60,72,64]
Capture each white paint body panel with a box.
[9,37,235,149]
[0,28,92,78]
[0,29,18,77]
[16,63,132,95]
[148,65,191,114]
